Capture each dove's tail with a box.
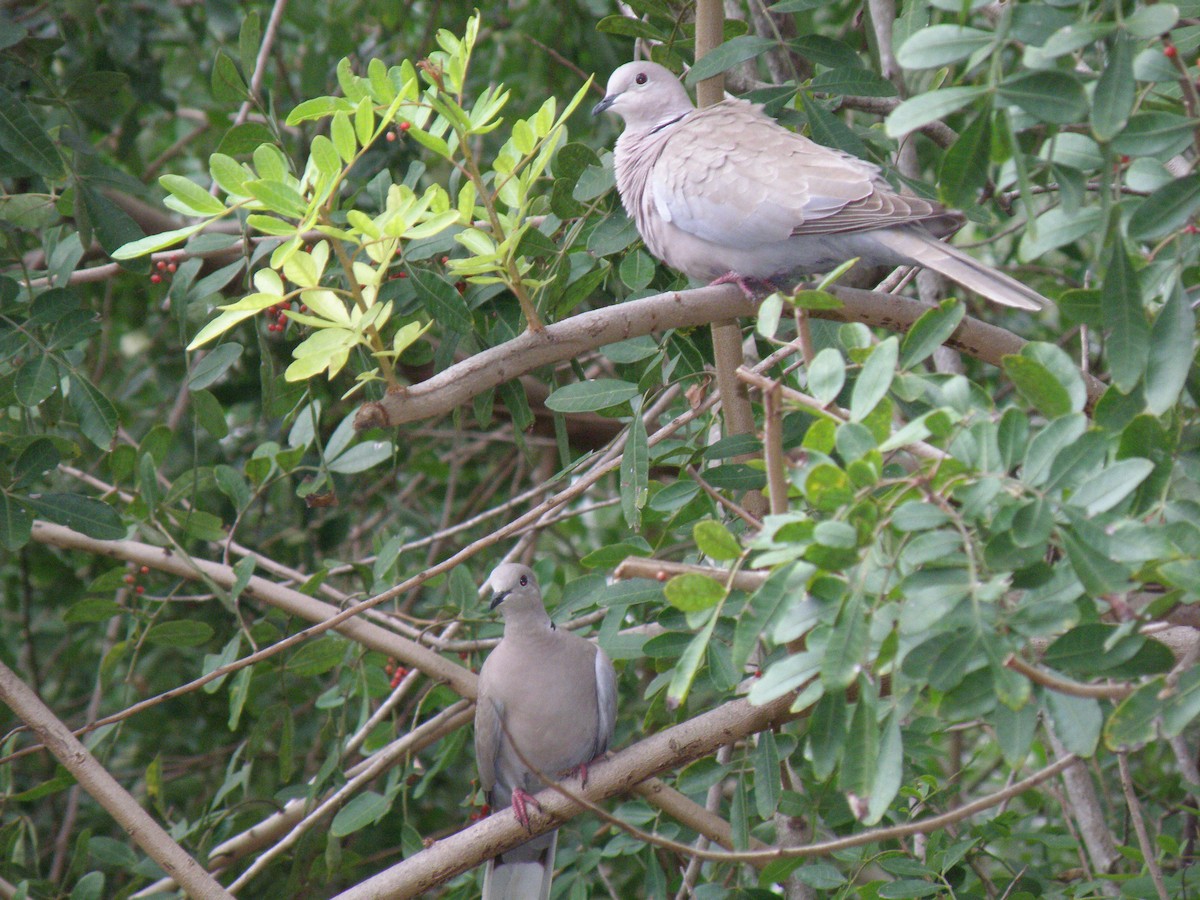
[875,227,1049,312]
[483,830,556,900]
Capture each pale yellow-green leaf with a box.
[292,326,357,358]
[269,236,303,269]
[246,214,297,236]
[355,95,374,147]
[311,240,329,274]
[254,267,284,296]
[457,181,477,219]
[393,319,432,354]
[406,209,461,240]
[512,118,536,155]
[456,227,497,257]
[285,353,333,381]
[497,176,522,211]
[300,288,350,323]
[209,153,250,196]
[217,291,281,312]
[352,260,381,287]
[533,96,555,136]
[347,209,381,239]
[187,308,259,350]
[310,134,341,177]
[252,144,288,182]
[331,111,356,163]
[160,174,227,216]
[284,251,319,288]
[112,222,208,260]
[363,236,398,266]
[367,58,394,104]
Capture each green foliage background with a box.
[1,1,1199,898]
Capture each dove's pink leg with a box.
[510,787,542,831]
[710,271,782,300]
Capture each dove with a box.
[592,61,1048,311]
[474,563,618,900]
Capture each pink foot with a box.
[710,271,779,300]
[561,761,590,788]
[510,787,541,831]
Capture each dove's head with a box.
[487,563,544,615]
[592,61,694,130]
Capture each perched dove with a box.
[593,61,1048,311]
[474,563,618,900]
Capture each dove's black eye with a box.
[519,575,528,586]
[635,72,647,85]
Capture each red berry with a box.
[1165,44,1178,59]
[656,570,667,582]
[1185,224,1198,235]
[135,585,145,595]
[386,131,396,142]
[167,263,177,273]
[124,574,136,584]
[458,651,469,660]
[140,565,149,575]
[441,256,450,265]
[455,281,466,293]
[150,274,162,284]
[156,260,167,271]
[399,121,411,132]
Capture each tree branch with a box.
[0,660,235,900]
[354,282,1103,430]
[330,692,800,900]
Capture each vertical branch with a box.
[1117,751,1170,900]
[1043,723,1120,894]
[762,382,788,516]
[695,0,767,518]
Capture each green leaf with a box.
[159,174,227,217]
[822,592,866,690]
[1163,666,1200,737]
[545,379,639,413]
[1104,678,1165,750]
[331,791,391,837]
[620,410,648,529]
[896,25,994,69]
[111,222,209,260]
[1003,355,1070,418]
[1091,32,1134,141]
[0,85,64,179]
[685,36,777,85]
[14,354,58,407]
[940,109,992,208]
[850,337,898,421]
[1127,174,1200,241]
[839,677,878,797]
[22,493,125,540]
[901,299,965,369]
[1112,112,1196,156]
[287,636,346,676]
[1068,458,1154,515]
[410,269,473,334]
[0,493,32,550]
[145,620,215,647]
[212,50,249,103]
[69,375,119,449]
[596,15,668,41]
[1145,286,1195,415]
[1062,523,1131,595]
[78,186,146,264]
[810,67,897,98]
[997,71,1087,124]
[885,86,988,137]
[693,520,741,561]
[1045,691,1101,757]
[1102,243,1147,393]
[666,607,720,709]
[328,440,395,474]
[245,180,307,218]
[188,343,243,391]
[663,573,726,612]
[753,729,781,819]
[808,347,845,405]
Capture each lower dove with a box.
[592,61,1048,311]
[474,563,618,900]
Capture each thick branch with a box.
[356,283,1101,430]
[331,692,800,900]
[0,660,234,900]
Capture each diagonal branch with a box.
[0,661,235,900]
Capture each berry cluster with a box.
[123,564,151,595]
[384,658,409,689]
[385,121,412,143]
[148,256,180,285]
[263,301,309,334]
